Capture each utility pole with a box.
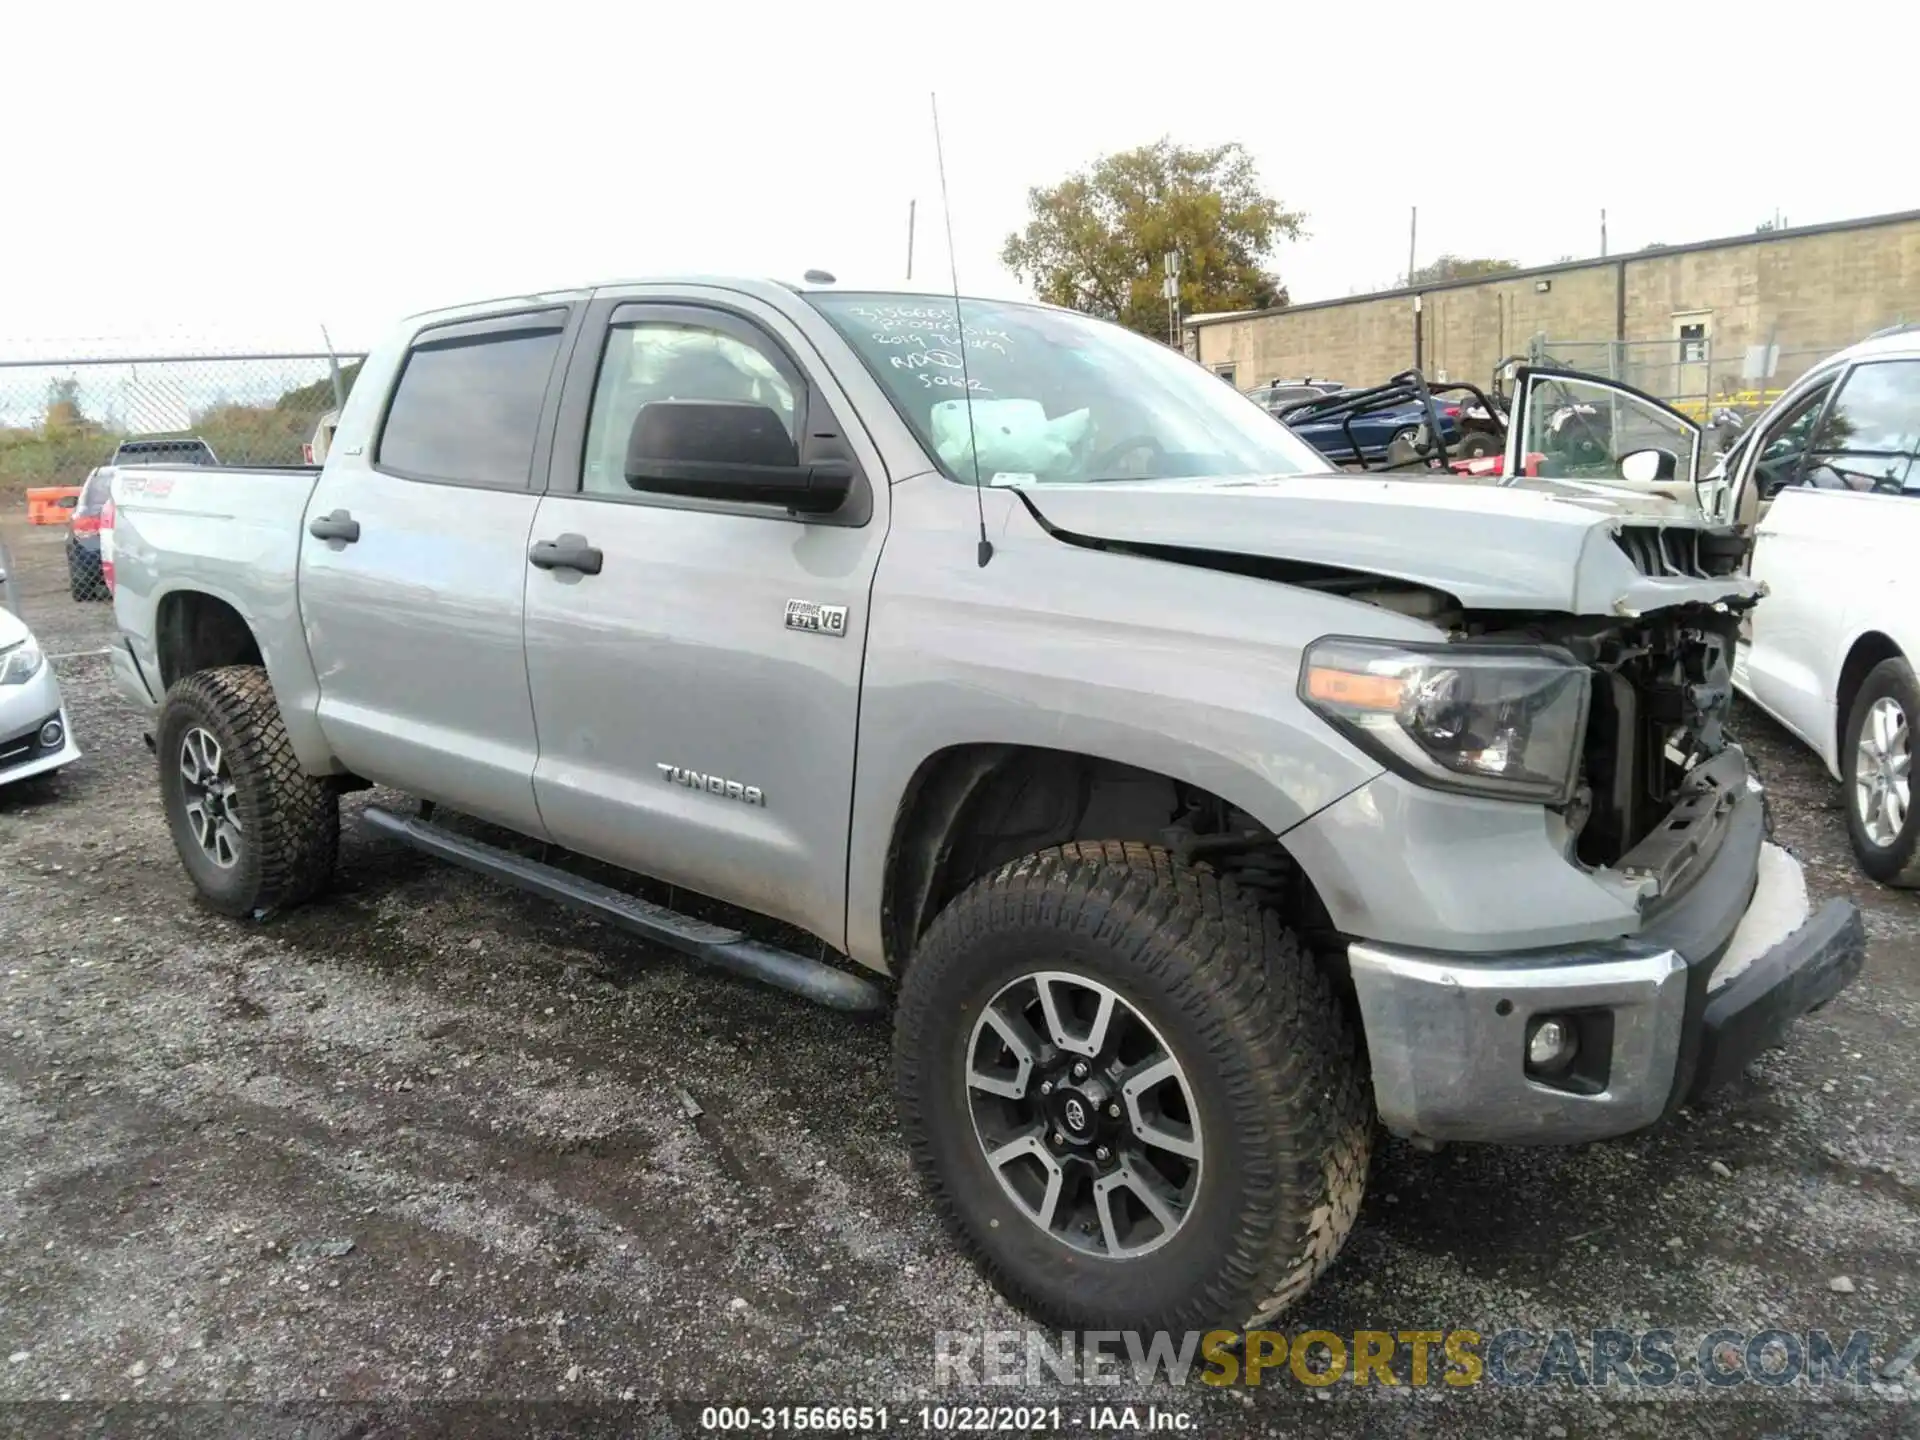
[906,199,916,281]
[1600,208,1608,258]
[1407,206,1417,287]
[1163,251,1181,348]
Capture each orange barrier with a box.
[25,487,82,525]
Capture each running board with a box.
[360,806,886,1014]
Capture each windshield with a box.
[808,293,1327,485]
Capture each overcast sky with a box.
[1,0,1909,356]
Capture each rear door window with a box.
[377,313,566,488]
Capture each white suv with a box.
[1722,327,1920,882]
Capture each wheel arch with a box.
[877,742,1338,979]
[155,588,264,689]
[1835,630,1906,771]
[150,582,343,775]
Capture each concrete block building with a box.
[1185,209,1920,407]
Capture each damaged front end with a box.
[1479,601,1752,905]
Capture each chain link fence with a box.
[1526,332,1910,424]
[0,352,366,500]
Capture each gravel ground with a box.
[0,515,1915,1439]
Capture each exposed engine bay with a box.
[1465,604,1749,872]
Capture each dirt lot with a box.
[0,515,1916,1438]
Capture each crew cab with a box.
[1718,328,1920,883]
[107,278,1864,1332]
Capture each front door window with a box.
[1803,360,1920,494]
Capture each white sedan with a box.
[0,604,81,786]
[1722,326,1920,883]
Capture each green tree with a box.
[43,377,91,432]
[275,360,363,415]
[1001,139,1304,339]
[1399,255,1520,287]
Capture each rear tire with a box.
[1842,657,1920,886]
[894,841,1371,1330]
[156,666,339,916]
[1457,430,1499,459]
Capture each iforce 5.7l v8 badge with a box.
[784,599,849,637]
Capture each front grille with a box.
[1613,525,1710,578]
[0,712,63,773]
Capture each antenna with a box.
[931,92,992,568]
[320,325,345,411]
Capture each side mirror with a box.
[1619,447,1678,484]
[625,400,852,515]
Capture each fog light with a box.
[38,719,63,748]
[1527,1017,1578,1071]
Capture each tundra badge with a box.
[656,764,765,807]
[785,599,848,637]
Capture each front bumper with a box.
[0,660,80,785]
[1346,765,1866,1145]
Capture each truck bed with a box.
[109,462,329,756]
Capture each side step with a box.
[360,806,886,1014]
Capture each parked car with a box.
[1245,377,1344,411]
[1278,386,1464,462]
[0,607,80,788]
[1717,328,1920,883]
[109,436,219,468]
[66,467,115,601]
[107,278,1862,1332]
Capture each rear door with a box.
[297,304,579,836]
[521,287,888,948]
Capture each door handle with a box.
[308,509,360,543]
[529,534,603,575]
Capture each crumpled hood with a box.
[1018,474,1759,616]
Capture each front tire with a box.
[1383,427,1421,465]
[1843,657,1920,886]
[156,666,339,916]
[894,841,1371,1330]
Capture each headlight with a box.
[1300,637,1590,804]
[0,635,44,686]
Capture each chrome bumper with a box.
[1347,777,1866,1145]
[1349,941,1689,1143]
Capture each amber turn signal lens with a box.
[1304,667,1405,711]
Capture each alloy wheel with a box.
[179,725,244,869]
[1855,695,1911,848]
[966,970,1202,1259]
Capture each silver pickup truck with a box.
[107,278,1864,1332]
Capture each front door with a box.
[297,305,577,836]
[1501,366,1702,492]
[521,291,889,949]
[1673,311,1712,406]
